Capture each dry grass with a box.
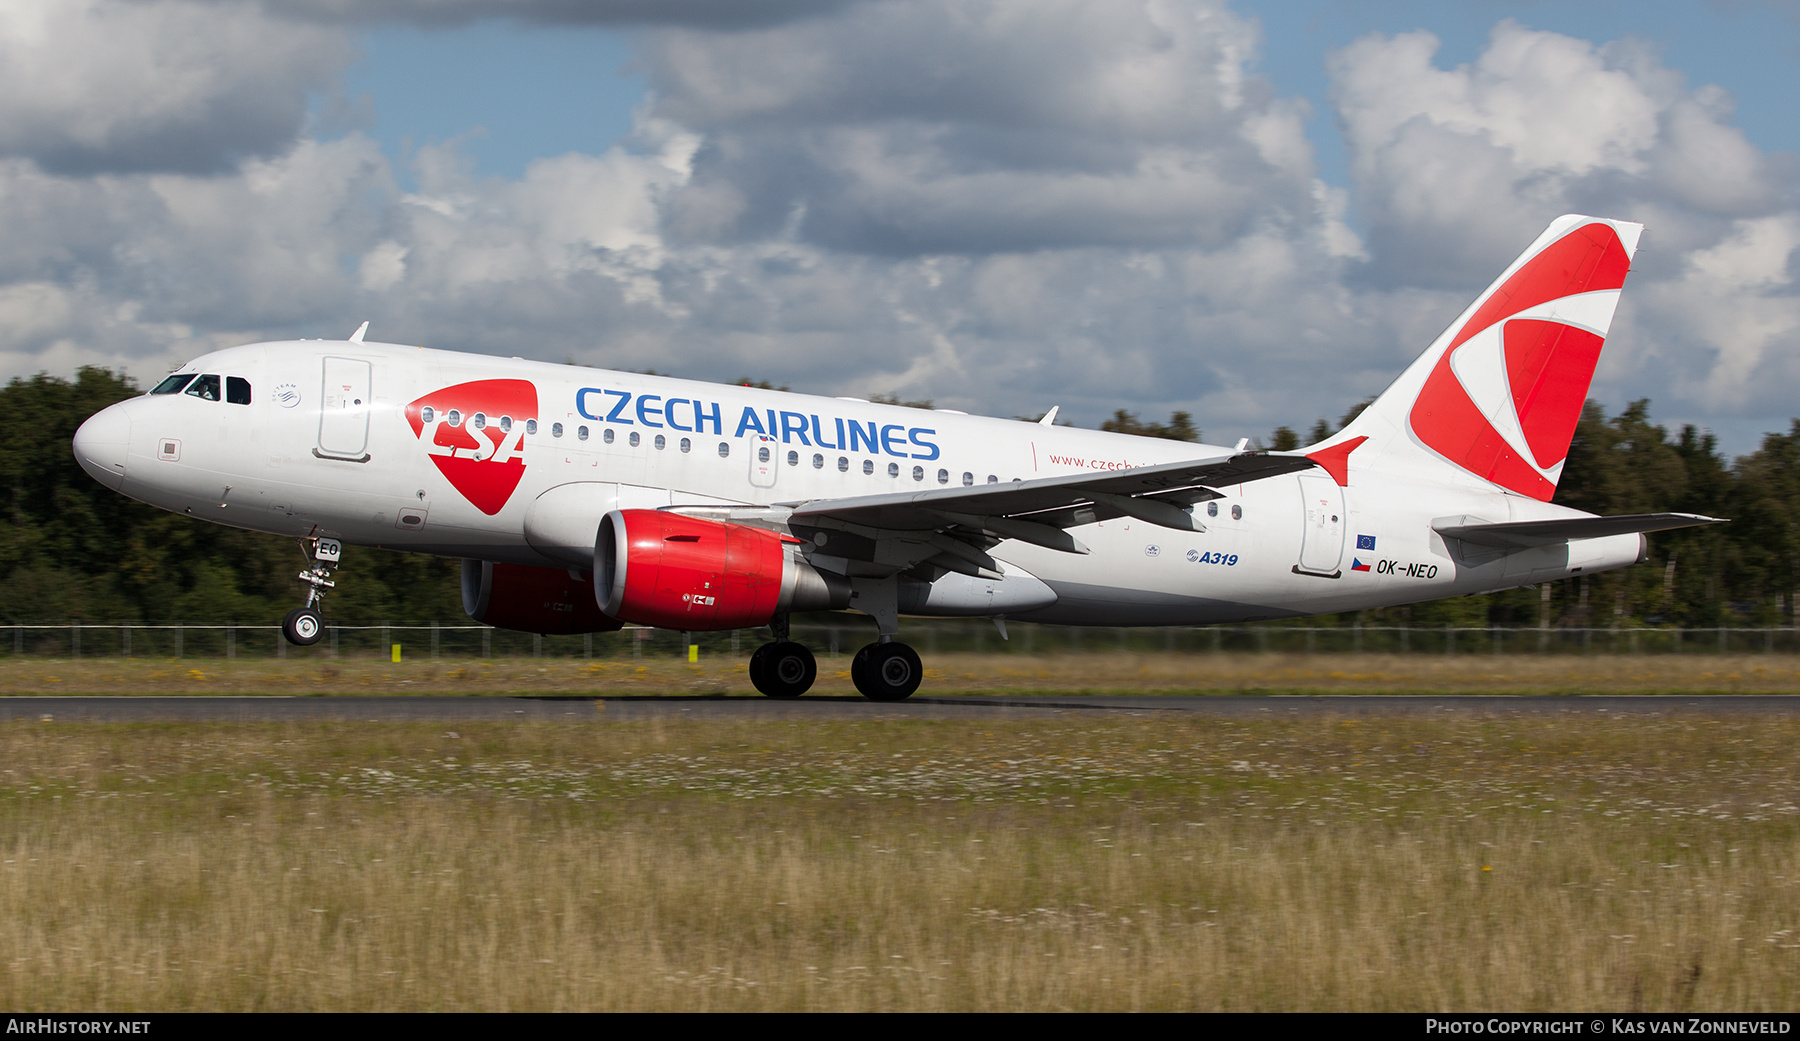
[1,713,1797,1010]
[5,651,1800,695]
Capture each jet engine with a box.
[461,559,623,635]
[596,509,851,630]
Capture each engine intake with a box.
[461,559,623,635]
[596,509,850,630]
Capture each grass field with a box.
[2,708,1798,1011]
[4,651,1800,695]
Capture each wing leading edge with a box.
[786,452,1318,549]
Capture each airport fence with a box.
[8,621,1800,660]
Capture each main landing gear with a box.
[282,537,341,647]
[850,641,922,702]
[748,612,817,698]
[746,613,924,702]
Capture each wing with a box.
[752,452,1319,578]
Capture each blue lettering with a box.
[734,407,766,438]
[665,398,692,432]
[880,423,908,457]
[812,414,840,450]
[636,394,665,428]
[696,401,722,435]
[605,389,633,425]
[847,419,879,454]
[780,411,813,446]
[908,427,940,461]
[576,387,605,421]
[766,410,778,442]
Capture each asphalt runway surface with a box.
[2,694,1798,722]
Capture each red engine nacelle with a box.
[461,559,624,635]
[596,510,850,630]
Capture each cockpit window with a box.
[183,374,221,401]
[151,374,196,395]
[225,377,251,405]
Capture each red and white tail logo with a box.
[405,380,537,515]
[1321,215,1641,501]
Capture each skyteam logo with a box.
[405,379,537,515]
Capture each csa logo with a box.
[405,379,537,516]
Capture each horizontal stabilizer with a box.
[1434,512,1725,550]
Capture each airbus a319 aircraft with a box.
[72,215,1718,700]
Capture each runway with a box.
[3,693,1798,721]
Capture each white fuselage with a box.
[73,340,1643,627]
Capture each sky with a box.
[5,0,1800,456]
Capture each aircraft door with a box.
[749,434,779,488]
[1294,471,1345,577]
[317,356,372,460]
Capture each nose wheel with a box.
[283,536,341,647]
[748,641,817,698]
[851,641,922,701]
[283,607,324,646]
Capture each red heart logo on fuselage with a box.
[404,379,537,515]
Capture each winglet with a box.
[1305,436,1368,487]
[349,321,369,344]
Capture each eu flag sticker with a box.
[1356,534,1376,551]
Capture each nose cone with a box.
[73,404,131,490]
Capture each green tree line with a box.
[11,368,1795,630]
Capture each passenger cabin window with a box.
[551,422,563,438]
[184,374,221,401]
[151,374,196,395]
[225,377,251,405]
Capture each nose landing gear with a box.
[283,537,341,647]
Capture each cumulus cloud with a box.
[2,2,1798,453]
[1332,19,1800,442]
[0,0,353,174]
[259,0,854,29]
[1331,20,1787,285]
[646,0,1318,254]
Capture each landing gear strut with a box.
[283,537,341,647]
[851,641,922,701]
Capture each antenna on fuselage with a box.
[1038,406,1060,426]
[348,321,369,343]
